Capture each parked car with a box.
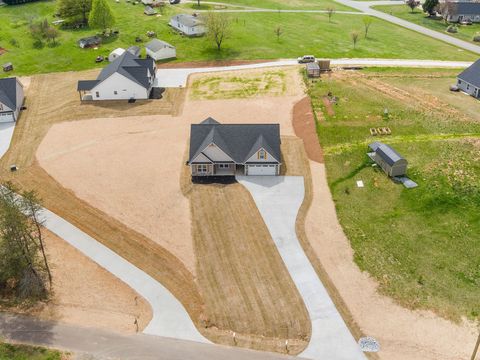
[297,55,316,63]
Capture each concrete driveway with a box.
[0,122,15,159]
[237,176,366,360]
[37,207,208,344]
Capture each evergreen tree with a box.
[88,0,115,33]
[422,0,439,15]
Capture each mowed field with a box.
[308,67,480,321]
[0,0,478,77]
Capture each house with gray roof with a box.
[0,77,24,123]
[146,39,176,61]
[456,58,480,98]
[367,142,407,177]
[169,14,206,36]
[442,2,480,23]
[77,51,156,101]
[188,118,281,177]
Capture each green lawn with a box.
[0,342,65,360]
[374,4,480,44]
[200,0,355,11]
[308,67,480,321]
[0,1,477,77]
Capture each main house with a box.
[169,14,206,36]
[442,2,480,23]
[77,51,156,101]
[457,58,480,98]
[0,77,24,123]
[188,118,281,177]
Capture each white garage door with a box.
[247,164,276,176]
[0,112,14,123]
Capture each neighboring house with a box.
[145,39,176,61]
[78,36,102,48]
[367,142,407,177]
[77,51,156,101]
[169,14,206,36]
[188,117,281,177]
[108,48,125,62]
[442,2,480,22]
[457,58,480,98]
[306,62,320,78]
[0,77,24,123]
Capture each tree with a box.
[45,26,59,45]
[205,12,231,51]
[57,0,92,26]
[326,7,335,23]
[274,25,283,42]
[363,17,373,39]
[29,19,61,48]
[89,0,115,33]
[406,0,420,13]
[350,30,359,49]
[0,183,52,300]
[438,0,457,24]
[422,0,439,16]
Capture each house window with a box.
[197,164,208,173]
[467,84,470,90]
[95,91,100,98]
[258,150,267,160]
[114,91,118,95]
[218,164,229,169]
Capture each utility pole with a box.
[471,332,480,360]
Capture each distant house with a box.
[0,77,24,123]
[145,39,176,61]
[108,48,125,62]
[169,14,206,36]
[306,62,320,78]
[457,59,480,98]
[367,142,407,177]
[77,51,156,101]
[188,118,281,177]
[442,2,480,23]
[78,36,102,48]
[144,5,157,15]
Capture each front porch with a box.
[191,163,241,176]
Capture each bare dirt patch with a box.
[292,97,324,164]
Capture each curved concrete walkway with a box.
[36,207,208,343]
[237,176,366,360]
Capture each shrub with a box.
[473,33,480,42]
[446,25,458,33]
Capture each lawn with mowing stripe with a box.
[0,342,65,360]
[0,1,477,77]
[374,4,480,45]
[308,67,480,321]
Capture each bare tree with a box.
[326,7,336,23]
[406,0,420,13]
[205,12,231,51]
[363,16,373,39]
[438,0,457,24]
[350,30,360,49]
[274,25,283,42]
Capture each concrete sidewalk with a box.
[37,207,208,343]
[0,312,303,360]
[237,176,366,360]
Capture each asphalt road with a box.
[0,312,304,360]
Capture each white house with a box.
[145,39,176,61]
[108,48,125,62]
[0,77,24,123]
[77,52,156,101]
[188,118,281,177]
[457,58,480,98]
[169,14,206,36]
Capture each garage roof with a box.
[189,118,281,164]
[0,77,21,111]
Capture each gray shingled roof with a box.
[0,77,20,111]
[171,14,204,27]
[146,39,175,52]
[453,2,480,15]
[189,118,281,164]
[457,58,480,88]
[369,142,405,166]
[96,51,155,89]
[77,80,100,91]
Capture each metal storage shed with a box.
[306,62,320,78]
[368,142,407,177]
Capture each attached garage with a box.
[0,112,14,123]
[246,164,277,176]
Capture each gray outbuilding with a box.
[456,59,480,98]
[368,142,407,177]
[306,62,320,78]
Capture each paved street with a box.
[0,312,303,360]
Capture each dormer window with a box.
[258,149,267,160]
